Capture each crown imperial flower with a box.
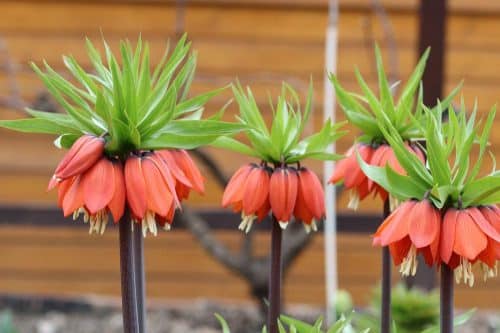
[48,134,105,190]
[57,157,125,234]
[218,82,344,233]
[0,36,242,235]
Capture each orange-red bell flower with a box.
[441,206,500,286]
[57,157,125,234]
[368,143,425,202]
[48,134,105,190]
[269,167,298,229]
[125,152,180,236]
[294,167,325,233]
[167,149,205,200]
[373,199,441,276]
[222,164,271,233]
[329,143,374,209]
[330,143,425,209]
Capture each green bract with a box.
[212,82,346,164]
[0,35,243,156]
[358,99,499,209]
[330,46,460,144]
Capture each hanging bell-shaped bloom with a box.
[222,164,271,233]
[168,149,205,199]
[57,157,125,234]
[269,166,298,229]
[329,143,374,209]
[368,143,425,204]
[373,199,441,276]
[48,134,105,190]
[440,206,500,286]
[294,167,325,233]
[125,152,180,236]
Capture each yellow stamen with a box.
[400,245,418,276]
[238,214,256,234]
[481,262,498,282]
[142,211,158,237]
[389,195,401,212]
[347,191,360,210]
[278,221,288,230]
[303,220,318,234]
[454,258,474,287]
[88,210,109,235]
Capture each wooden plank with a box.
[0,226,499,308]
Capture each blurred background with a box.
[0,0,499,323]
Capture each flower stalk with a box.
[119,210,139,333]
[133,225,146,333]
[381,199,391,333]
[268,215,283,333]
[440,264,454,333]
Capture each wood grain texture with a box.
[0,226,498,308]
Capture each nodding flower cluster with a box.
[373,199,500,286]
[222,163,325,233]
[49,134,204,236]
[329,142,425,209]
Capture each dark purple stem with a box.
[119,211,139,333]
[133,224,146,333]
[440,264,454,333]
[381,199,391,333]
[268,216,283,333]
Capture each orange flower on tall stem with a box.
[48,134,105,190]
[57,157,125,234]
[222,163,271,233]
[294,167,325,233]
[441,206,500,286]
[330,142,425,209]
[125,152,181,236]
[373,199,441,276]
[329,143,374,208]
[269,166,298,229]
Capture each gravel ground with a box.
[1,296,499,333]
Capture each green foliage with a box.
[0,35,243,155]
[354,285,474,333]
[0,311,18,333]
[215,313,362,333]
[357,98,499,208]
[212,81,346,164]
[330,46,460,144]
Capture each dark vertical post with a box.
[119,211,139,333]
[419,0,447,107]
[440,265,454,333]
[415,0,447,291]
[381,200,391,333]
[268,216,283,333]
[134,226,146,333]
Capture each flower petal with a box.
[222,164,253,208]
[108,162,126,223]
[82,158,115,215]
[299,168,325,220]
[156,150,192,188]
[56,135,105,180]
[453,210,487,260]
[468,207,500,242]
[375,200,414,246]
[408,200,440,248]
[242,167,270,215]
[389,236,412,265]
[142,158,173,217]
[125,156,148,220]
[440,208,458,264]
[172,150,205,194]
[62,176,84,217]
